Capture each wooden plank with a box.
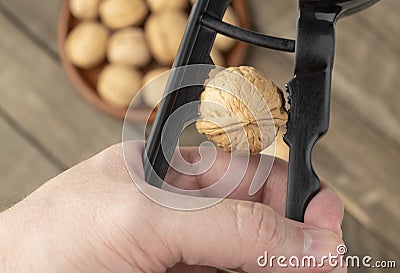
[352,0,400,56]
[247,0,297,39]
[334,10,400,146]
[2,0,398,146]
[343,212,399,273]
[0,115,59,211]
[247,41,400,253]
[0,12,127,168]
[1,122,397,273]
[247,0,400,147]
[0,0,61,54]
[2,0,399,264]
[314,140,400,255]
[3,0,397,151]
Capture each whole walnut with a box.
[97,64,142,108]
[65,21,109,69]
[99,0,148,29]
[214,7,238,52]
[146,0,188,12]
[107,27,151,67]
[196,66,288,155]
[145,10,188,65]
[141,67,170,108]
[70,0,100,19]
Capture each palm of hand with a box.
[1,142,344,273]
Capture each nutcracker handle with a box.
[284,0,379,222]
[143,0,296,187]
[284,1,338,222]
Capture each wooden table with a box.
[0,0,398,271]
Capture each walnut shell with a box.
[146,0,188,12]
[65,21,109,69]
[70,0,100,19]
[107,27,151,67]
[97,64,142,108]
[142,67,170,108]
[99,0,148,29]
[196,66,288,155]
[145,10,188,65]
[214,7,238,52]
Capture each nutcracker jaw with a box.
[143,0,295,189]
[142,0,380,222]
[284,0,380,222]
[331,0,380,18]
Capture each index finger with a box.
[164,146,344,237]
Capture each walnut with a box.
[65,21,109,69]
[145,10,188,65]
[107,27,151,67]
[97,64,142,108]
[146,0,188,12]
[69,0,100,19]
[214,7,238,52]
[99,0,148,29]
[196,66,288,155]
[142,67,170,108]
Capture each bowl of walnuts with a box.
[58,0,250,122]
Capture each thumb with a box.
[161,199,342,273]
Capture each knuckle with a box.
[84,143,126,175]
[234,201,281,250]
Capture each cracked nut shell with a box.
[196,66,288,155]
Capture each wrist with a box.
[0,208,27,273]
[0,206,51,273]
[0,211,13,272]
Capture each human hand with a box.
[0,141,345,273]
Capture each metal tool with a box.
[143,0,380,222]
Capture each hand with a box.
[0,141,345,273]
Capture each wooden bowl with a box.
[58,0,250,122]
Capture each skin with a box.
[0,142,346,273]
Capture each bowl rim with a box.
[58,0,250,122]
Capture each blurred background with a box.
[0,0,398,272]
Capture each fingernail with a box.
[303,228,340,258]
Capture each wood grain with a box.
[249,45,400,251]
[0,0,398,269]
[343,212,399,273]
[0,12,127,168]
[247,0,400,146]
[0,0,61,54]
[0,115,59,211]
[246,0,400,258]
